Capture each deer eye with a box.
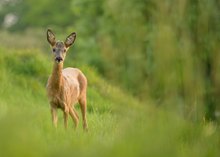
[64,49,66,53]
[52,48,56,52]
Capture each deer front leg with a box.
[51,106,58,128]
[63,106,69,129]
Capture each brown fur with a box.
[46,29,88,131]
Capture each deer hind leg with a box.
[79,97,88,131]
[73,107,79,119]
[51,105,58,128]
[69,107,79,129]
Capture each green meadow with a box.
[0,46,219,157]
[0,0,220,157]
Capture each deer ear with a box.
[65,32,76,48]
[47,29,56,46]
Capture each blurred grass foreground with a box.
[0,0,220,157]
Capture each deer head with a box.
[47,29,76,63]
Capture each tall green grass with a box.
[0,47,219,157]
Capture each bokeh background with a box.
[0,0,220,157]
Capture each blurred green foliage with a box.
[0,0,220,120]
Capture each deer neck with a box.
[51,62,63,90]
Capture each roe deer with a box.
[46,29,88,131]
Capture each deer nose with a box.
[55,57,63,63]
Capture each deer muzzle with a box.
[55,57,63,63]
